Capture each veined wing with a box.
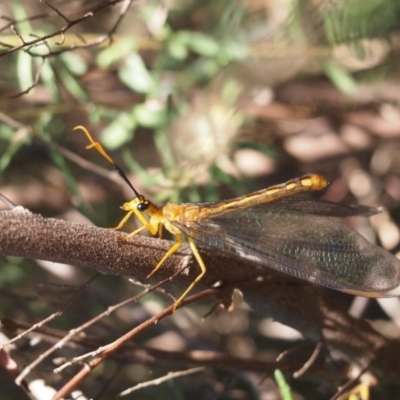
[173,200,400,297]
[189,197,383,217]
[266,197,383,217]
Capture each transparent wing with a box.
[173,199,400,296]
[265,197,383,217]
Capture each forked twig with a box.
[12,265,194,385]
[52,288,218,400]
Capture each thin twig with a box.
[118,366,206,397]
[52,289,218,400]
[18,266,186,383]
[0,193,17,210]
[0,0,125,58]
[293,341,323,378]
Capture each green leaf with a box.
[167,31,221,59]
[38,59,58,101]
[134,104,167,128]
[217,41,247,63]
[56,59,88,101]
[97,38,137,68]
[119,53,154,94]
[16,51,33,92]
[60,52,87,76]
[323,0,400,45]
[274,369,293,400]
[0,124,14,140]
[0,131,29,173]
[100,113,136,150]
[185,31,219,56]
[167,32,189,60]
[323,60,357,95]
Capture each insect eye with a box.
[137,202,148,212]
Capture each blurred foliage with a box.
[274,369,293,400]
[1,0,400,204]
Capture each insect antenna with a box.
[74,125,142,199]
[107,161,141,199]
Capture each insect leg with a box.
[112,210,157,240]
[147,233,183,278]
[118,224,148,240]
[113,206,158,238]
[172,237,206,311]
[131,210,158,236]
[158,224,163,239]
[110,210,135,231]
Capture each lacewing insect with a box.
[75,125,400,310]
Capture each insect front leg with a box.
[109,210,135,231]
[113,209,157,240]
[116,205,159,240]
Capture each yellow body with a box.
[75,125,328,311]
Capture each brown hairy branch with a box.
[1,207,400,384]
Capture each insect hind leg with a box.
[172,237,206,311]
[147,234,207,311]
